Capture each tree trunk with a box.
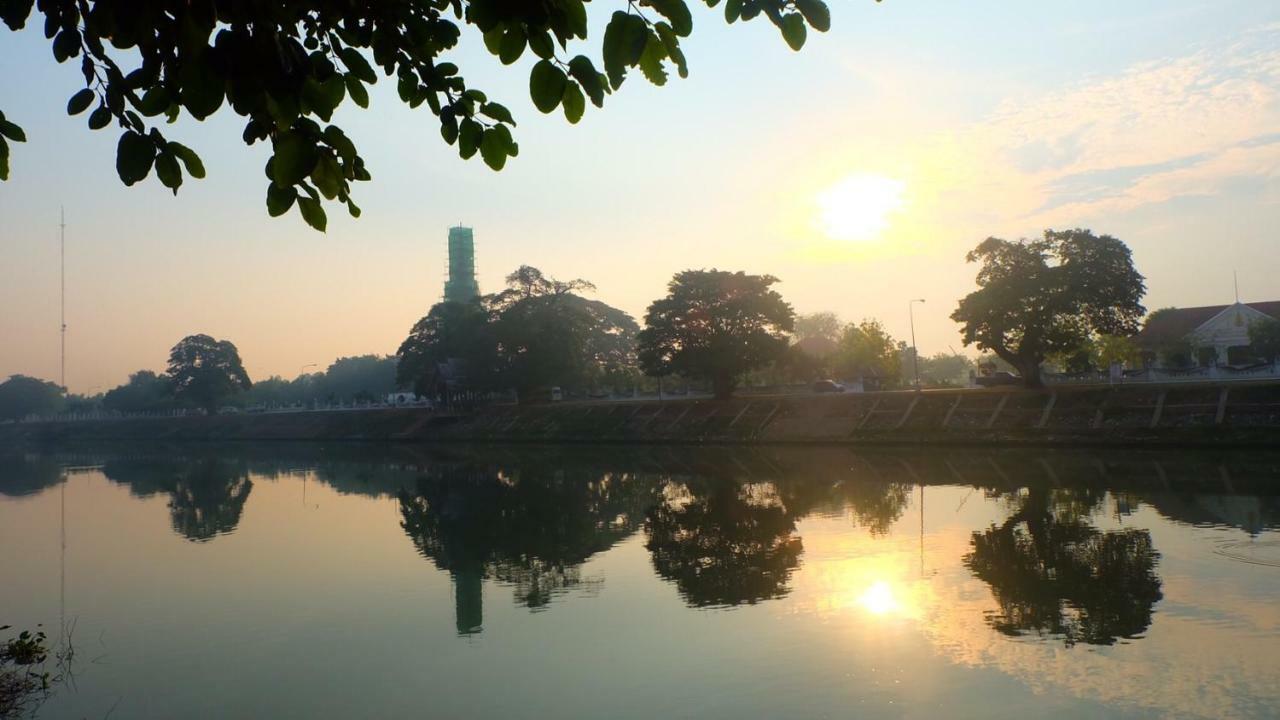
[1017,358,1043,388]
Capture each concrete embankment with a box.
[5,381,1280,447]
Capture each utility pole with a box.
[909,298,925,390]
[60,207,67,390]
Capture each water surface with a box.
[2,444,1279,719]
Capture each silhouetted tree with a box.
[951,229,1146,387]
[166,334,252,414]
[0,453,63,497]
[638,270,794,399]
[0,1,840,228]
[102,456,253,542]
[645,476,803,607]
[102,370,174,413]
[0,375,63,421]
[313,354,397,403]
[397,301,498,399]
[964,487,1163,647]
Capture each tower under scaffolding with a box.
[443,225,480,303]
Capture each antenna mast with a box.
[60,207,66,389]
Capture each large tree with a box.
[397,266,637,401]
[0,0,846,230]
[637,269,794,399]
[102,369,174,413]
[1248,317,1280,363]
[833,318,900,385]
[951,229,1146,387]
[166,334,252,413]
[0,375,63,421]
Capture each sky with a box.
[1,0,1279,393]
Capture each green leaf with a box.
[480,102,516,126]
[346,198,362,218]
[564,1,588,39]
[88,106,111,130]
[725,0,744,23]
[528,29,554,59]
[154,150,182,194]
[322,126,357,163]
[338,47,376,84]
[795,0,832,32]
[266,183,297,217]
[568,56,606,107]
[602,12,629,89]
[482,27,504,55]
[345,75,369,108]
[296,196,327,232]
[458,118,482,160]
[0,139,9,181]
[66,88,94,116]
[115,131,155,186]
[272,132,318,187]
[781,13,807,51]
[479,125,512,171]
[529,60,567,114]
[179,54,224,120]
[0,118,25,142]
[167,142,205,179]
[562,81,585,124]
[310,153,342,199]
[647,0,693,36]
[638,33,668,86]
[498,26,527,65]
[655,23,689,79]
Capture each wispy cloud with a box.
[916,24,1280,236]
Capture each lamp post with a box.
[909,299,925,389]
[299,363,317,377]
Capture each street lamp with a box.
[909,299,925,389]
[299,363,317,378]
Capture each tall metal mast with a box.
[60,207,67,389]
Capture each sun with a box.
[816,174,905,242]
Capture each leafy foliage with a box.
[396,266,638,401]
[637,269,794,398]
[165,334,252,413]
[1248,317,1280,363]
[834,318,900,384]
[951,229,1146,387]
[0,375,64,421]
[0,0,847,229]
[101,369,174,413]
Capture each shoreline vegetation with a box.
[4,381,1280,449]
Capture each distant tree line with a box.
[2,226,1164,416]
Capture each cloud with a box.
[915,24,1280,236]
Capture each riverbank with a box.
[5,380,1280,448]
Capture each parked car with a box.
[813,379,846,394]
[974,371,1020,387]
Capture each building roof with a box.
[1134,301,1280,347]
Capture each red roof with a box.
[1133,302,1280,347]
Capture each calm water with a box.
[2,443,1279,719]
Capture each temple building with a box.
[1134,301,1280,366]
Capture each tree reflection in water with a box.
[644,476,804,608]
[964,487,1163,647]
[397,463,659,634]
[101,456,253,542]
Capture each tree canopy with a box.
[951,229,1146,387]
[166,333,252,413]
[0,374,64,421]
[637,269,794,398]
[1248,317,1280,363]
[397,265,638,401]
[101,369,173,413]
[834,318,900,384]
[0,0,848,230]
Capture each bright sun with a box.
[817,174,905,242]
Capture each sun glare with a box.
[817,174,905,242]
[859,580,899,616]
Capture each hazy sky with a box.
[2,1,1278,393]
